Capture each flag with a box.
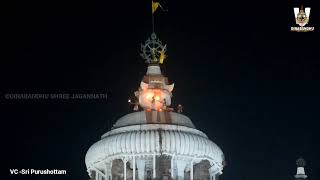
[152,1,163,14]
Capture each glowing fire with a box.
[146,92,154,100]
[138,88,169,111]
[154,96,160,101]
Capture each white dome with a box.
[86,124,224,171]
[85,112,225,175]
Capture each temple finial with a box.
[295,158,308,180]
[140,33,167,65]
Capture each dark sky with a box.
[3,0,319,180]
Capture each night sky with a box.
[4,0,319,180]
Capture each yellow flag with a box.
[152,1,160,14]
[159,50,166,64]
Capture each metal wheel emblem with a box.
[140,33,167,64]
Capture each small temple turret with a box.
[294,158,308,180]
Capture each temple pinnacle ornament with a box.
[140,33,167,64]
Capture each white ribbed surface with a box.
[85,124,224,170]
[113,111,195,129]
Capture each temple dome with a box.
[112,111,195,129]
[85,111,225,179]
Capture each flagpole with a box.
[152,5,155,33]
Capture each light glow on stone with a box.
[155,96,160,101]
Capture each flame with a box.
[155,96,160,101]
[146,91,154,100]
[139,89,166,110]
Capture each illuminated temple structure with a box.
[84,32,225,180]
